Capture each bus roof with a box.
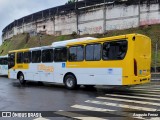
[66,33,150,46]
[0,55,8,58]
[9,45,53,53]
[52,37,97,47]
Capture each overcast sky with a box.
[0,0,68,45]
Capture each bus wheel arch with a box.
[63,73,78,90]
[17,71,26,85]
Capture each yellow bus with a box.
[8,34,151,89]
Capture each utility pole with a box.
[38,33,42,46]
[155,37,159,72]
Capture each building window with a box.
[43,25,46,29]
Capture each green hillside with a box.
[1,24,160,66]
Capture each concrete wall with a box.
[2,3,160,41]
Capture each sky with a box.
[0,0,68,45]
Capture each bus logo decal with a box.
[108,69,113,74]
[38,64,54,72]
[62,63,66,68]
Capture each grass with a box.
[1,24,160,66]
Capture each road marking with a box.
[115,93,160,98]
[97,97,160,107]
[71,104,115,111]
[132,87,160,89]
[85,100,156,111]
[131,87,160,90]
[71,105,145,120]
[129,88,160,92]
[130,91,160,95]
[55,111,107,120]
[33,118,49,120]
[105,94,160,101]
[149,117,160,120]
[75,117,107,120]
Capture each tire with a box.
[18,73,26,85]
[64,74,77,90]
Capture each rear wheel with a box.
[18,73,26,85]
[64,74,77,90]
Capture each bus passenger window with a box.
[32,50,41,63]
[24,52,31,63]
[103,40,127,60]
[86,44,101,61]
[42,49,54,63]
[54,47,67,62]
[69,46,84,61]
[8,53,15,69]
[17,52,24,64]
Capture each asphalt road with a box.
[0,76,160,120]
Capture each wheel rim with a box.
[19,75,23,81]
[66,78,74,88]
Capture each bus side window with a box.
[54,47,67,62]
[86,44,101,61]
[17,52,24,64]
[32,50,41,63]
[69,45,84,61]
[103,40,127,60]
[42,49,54,63]
[24,52,31,63]
[8,53,15,69]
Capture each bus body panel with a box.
[133,35,151,84]
[0,55,8,76]
[0,65,8,75]
[134,35,151,77]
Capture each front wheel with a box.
[18,73,26,85]
[64,74,77,90]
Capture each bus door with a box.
[53,47,67,83]
[40,49,54,82]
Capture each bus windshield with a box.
[8,53,15,69]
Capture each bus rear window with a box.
[103,40,127,60]
[8,53,15,69]
[0,58,8,65]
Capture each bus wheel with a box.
[18,73,26,85]
[64,74,77,90]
